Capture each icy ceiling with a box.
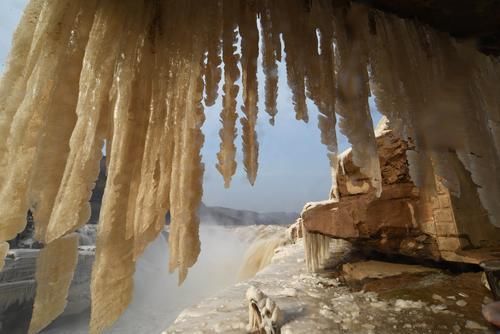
[0,0,499,333]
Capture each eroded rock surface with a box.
[301,119,500,264]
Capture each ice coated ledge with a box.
[164,240,347,334]
[165,240,494,334]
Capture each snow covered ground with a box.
[166,240,495,334]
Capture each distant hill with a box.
[198,203,298,226]
[90,157,298,226]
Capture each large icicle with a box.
[239,2,260,185]
[0,0,43,186]
[216,0,240,188]
[29,233,79,334]
[203,0,223,107]
[168,1,206,284]
[0,0,88,247]
[282,0,309,123]
[30,0,98,242]
[308,1,339,199]
[44,0,129,243]
[260,0,279,125]
[368,9,500,223]
[90,2,156,332]
[130,1,172,259]
[334,4,382,196]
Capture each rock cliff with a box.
[301,119,500,264]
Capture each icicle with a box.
[167,0,206,284]
[130,2,171,259]
[0,0,44,187]
[203,0,223,107]
[462,51,500,226]
[475,58,500,159]
[216,0,240,188]
[282,1,309,123]
[334,4,382,196]
[0,0,90,248]
[43,0,133,244]
[30,0,98,242]
[309,1,339,199]
[368,9,500,223]
[260,1,279,125]
[29,233,79,334]
[239,2,260,185]
[368,12,411,139]
[86,1,158,333]
[302,220,331,273]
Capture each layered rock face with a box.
[301,119,500,263]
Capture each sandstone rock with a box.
[301,118,500,264]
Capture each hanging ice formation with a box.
[0,0,499,332]
[302,219,332,272]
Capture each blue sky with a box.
[0,1,381,213]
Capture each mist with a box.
[42,224,271,334]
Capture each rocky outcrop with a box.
[301,119,500,264]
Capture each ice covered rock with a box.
[246,286,282,334]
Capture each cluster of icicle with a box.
[302,221,332,273]
[0,0,499,332]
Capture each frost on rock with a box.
[0,0,499,332]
